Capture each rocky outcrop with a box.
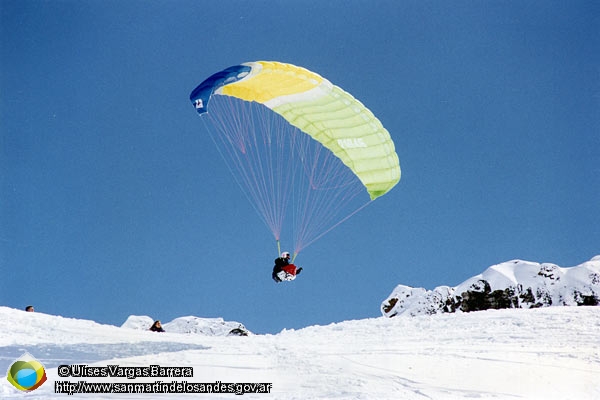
[382,256,600,318]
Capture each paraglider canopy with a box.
[190,61,400,255]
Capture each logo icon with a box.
[6,352,47,392]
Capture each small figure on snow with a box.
[272,251,303,282]
[149,320,165,332]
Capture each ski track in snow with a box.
[1,306,599,399]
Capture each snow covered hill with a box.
[382,256,600,318]
[1,305,599,399]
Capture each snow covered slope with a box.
[382,256,600,317]
[1,305,599,399]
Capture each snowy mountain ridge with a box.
[382,255,600,317]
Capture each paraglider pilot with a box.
[272,251,302,282]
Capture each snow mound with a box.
[122,315,250,336]
[163,316,250,336]
[382,256,600,317]
[121,315,155,330]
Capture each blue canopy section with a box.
[189,64,252,115]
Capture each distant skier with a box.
[272,251,302,282]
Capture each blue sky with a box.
[2,1,598,334]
